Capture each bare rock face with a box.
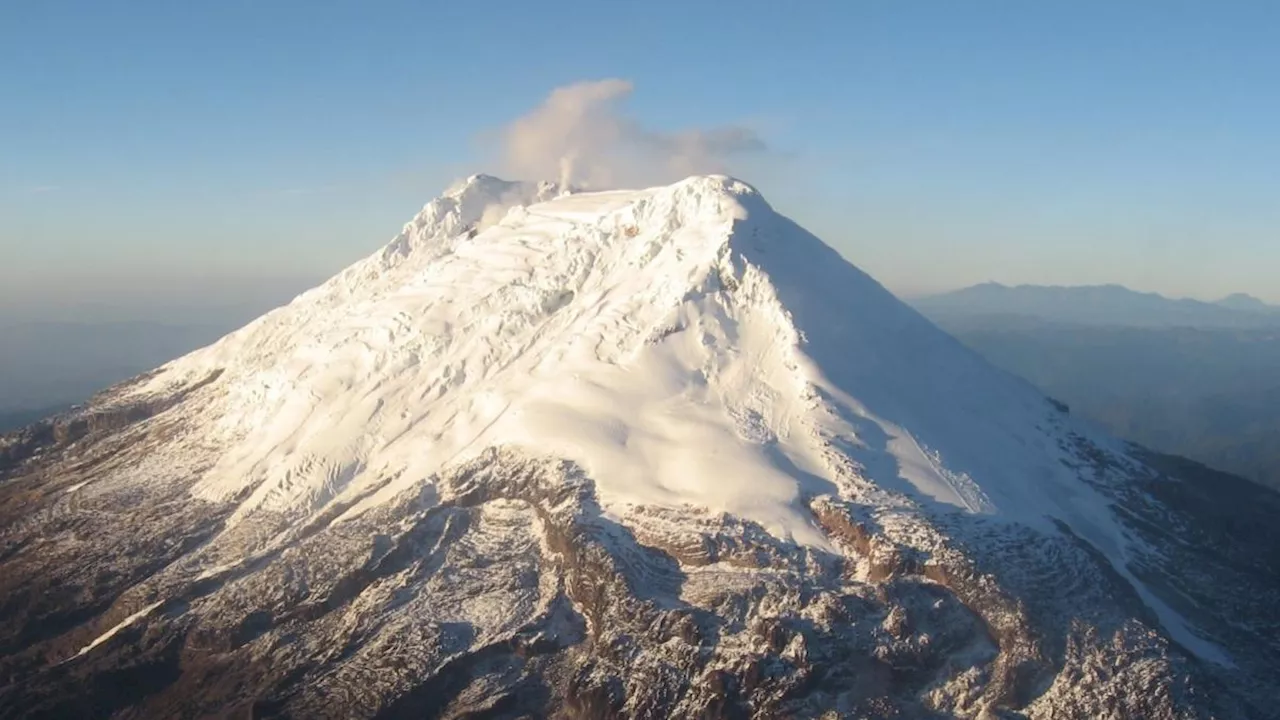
[0,177,1276,718]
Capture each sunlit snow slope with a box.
[126,175,1188,617]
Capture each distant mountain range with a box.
[1216,292,1277,313]
[911,283,1280,494]
[912,283,1279,328]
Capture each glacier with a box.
[128,176,1099,536]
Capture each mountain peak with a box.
[118,178,1116,542]
[917,282,1280,328]
[128,174,825,540]
[7,174,1274,716]
[1217,292,1273,312]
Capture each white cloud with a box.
[497,79,767,189]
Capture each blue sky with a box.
[3,0,1278,317]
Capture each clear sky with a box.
[3,0,1278,319]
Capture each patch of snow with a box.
[73,601,162,659]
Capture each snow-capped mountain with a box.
[1,176,1276,718]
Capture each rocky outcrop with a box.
[2,412,1268,719]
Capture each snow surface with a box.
[125,173,1225,662]
[73,602,162,659]
[130,174,1063,532]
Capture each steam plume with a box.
[498,79,766,189]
